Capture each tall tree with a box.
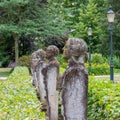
[0,0,67,65]
[60,0,111,54]
[66,0,103,52]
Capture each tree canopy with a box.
[0,0,120,67]
[0,0,67,65]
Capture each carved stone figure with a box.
[42,45,59,120]
[35,49,47,106]
[31,49,47,110]
[61,38,88,120]
[31,51,40,87]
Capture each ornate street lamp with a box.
[107,6,115,82]
[87,26,92,75]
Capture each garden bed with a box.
[0,67,45,120]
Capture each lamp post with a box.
[87,26,92,75]
[107,6,115,82]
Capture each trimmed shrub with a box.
[91,53,107,64]
[88,76,120,120]
[113,56,120,69]
[58,53,110,75]
[57,54,67,69]
[0,67,45,119]
[85,62,109,75]
[18,55,31,68]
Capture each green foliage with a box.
[0,34,15,67]
[57,54,67,69]
[91,53,107,64]
[58,53,110,75]
[86,53,109,75]
[103,56,120,69]
[0,0,67,39]
[61,0,88,29]
[114,69,120,74]
[0,0,68,64]
[0,67,45,119]
[0,68,11,77]
[113,56,120,69]
[86,62,109,75]
[74,0,103,52]
[1,56,10,67]
[18,55,31,68]
[88,77,120,119]
[61,0,108,53]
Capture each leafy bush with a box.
[0,68,12,77]
[85,62,109,75]
[58,53,110,75]
[0,67,45,120]
[113,56,120,69]
[114,69,120,73]
[88,76,120,120]
[18,55,31,68]
[91,53,107,64]
[1,56,10,67]
[57,54,67,69]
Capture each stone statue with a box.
[42,45,59,120]
[61,38,88,120]
[31,49,47,110]
[35,49,47,108]
[31,51,40,87]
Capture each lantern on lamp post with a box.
[107,5,115,82]
[87,26,92,75]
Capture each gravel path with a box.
[0,77,7,80]
[95,74,120,82]
[0,74,120,82]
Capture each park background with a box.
[0,0,120,120]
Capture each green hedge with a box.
[87,63,110,75]
[0,67,45,120]
[18,55,31,68]
[88,76,120,120]
[1,67,120,119]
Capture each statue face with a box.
[32,52,37,59]
[63,38,87,61]
[36,49,46,61]
[63,40,71,59]
[46,45,59,60]
[46,48,52,59]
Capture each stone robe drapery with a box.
[36,61,46,104]
[62,64,88,120]
[43,63,59,120]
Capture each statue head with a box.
[31,51,38,60]
[36,49,46,61]
[31,49,46,61]
[46,45,59,60]
[63,38,87,63]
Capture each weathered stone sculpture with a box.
[31,49,47,110]
[42,45,59,120]
[61,38,88,120]
[35,49,47,106]
[31,51,40,87]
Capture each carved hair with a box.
[46,45,59,58]
[65,38,88,64]
[31,51,38,59]
[36,49,46,60]
[68,38,87,57]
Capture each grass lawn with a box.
[0,67,45,120]
[0,68,12,77]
